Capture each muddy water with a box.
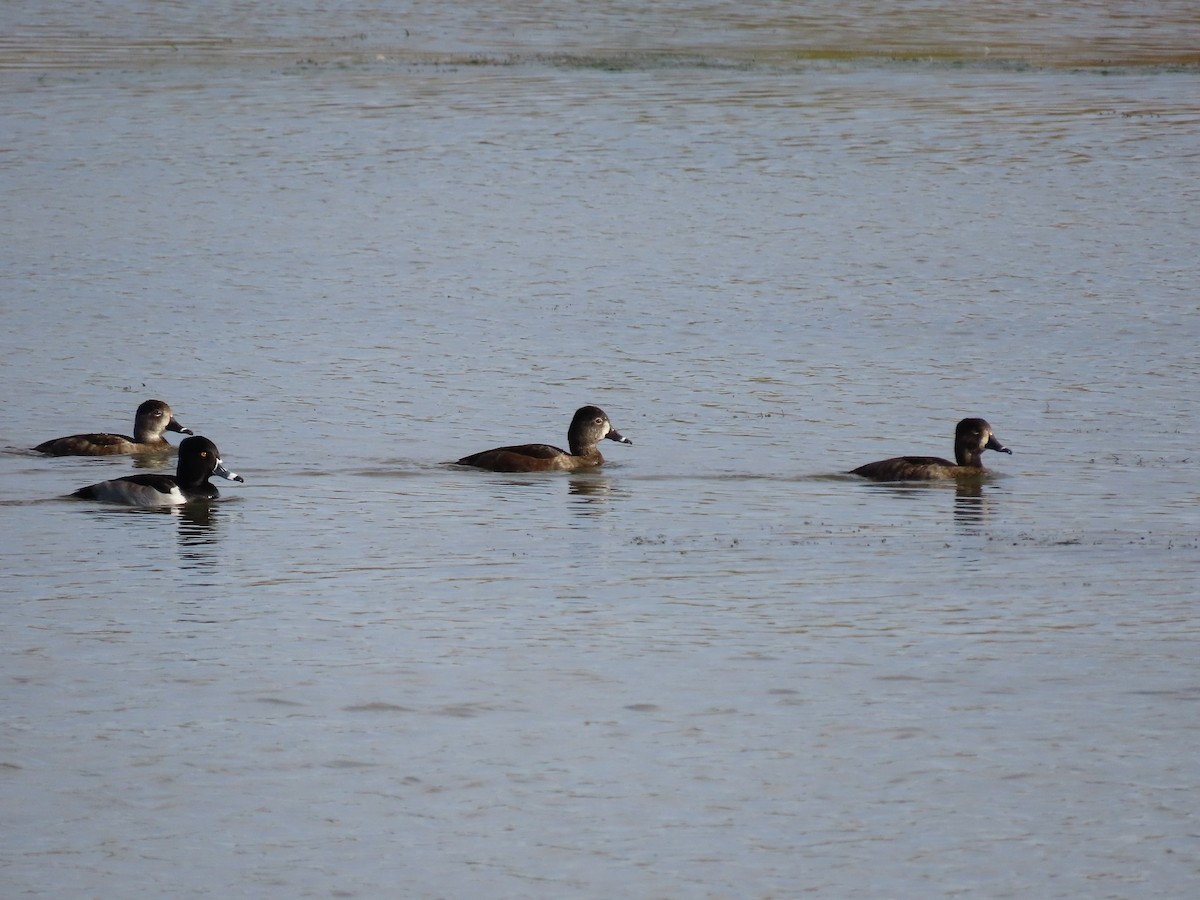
[2,2,1199,897]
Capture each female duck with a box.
[35,399,192,456]
[850,417,1012,482]
[71,435,244,506]
[456,405,632,473]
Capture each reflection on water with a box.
[174,500,219,531]
[952,481,996,531]
[852,477,1003,532]
[175,501,223,571]
[567,473,624,516]
[175,500,219,541]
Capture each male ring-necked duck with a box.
[850,417,1012,482]
[71,435,244,506]
[34,399,193,456]
[456,405,632,473]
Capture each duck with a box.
[456,405,632,472]
[849,417,1012,482]
[34,399,193,456]
[71,435,244,506]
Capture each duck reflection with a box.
[952,480,995,531]
[174,500,223,569]
[567,474,621,516]
[857,477,1000,533]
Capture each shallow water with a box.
[2,2,1199,898]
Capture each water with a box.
[2,2,1199,897]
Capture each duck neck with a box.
[955,445,985,468]
[569,441,601,462]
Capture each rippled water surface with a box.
[2,2,1199,897]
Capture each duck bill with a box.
[213,459,245,483]
[168,418,194,435]
[986,434,1012,455]
[605,429,632,445]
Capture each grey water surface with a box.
[2,2,1199,897]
